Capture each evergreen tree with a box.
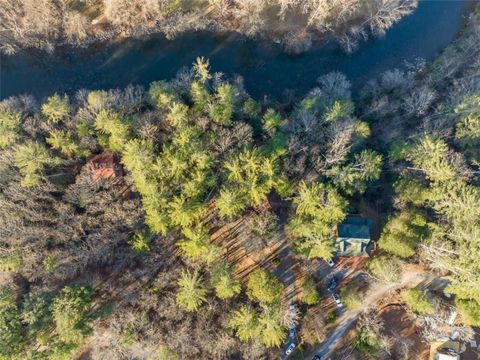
[46,129,79,158]
[0,289,25,358]
[168,196,205,229]
[209,83,236,125]
[407,136,456,183]
[193,56,212,83]
[148,81,177,109]
[52,285,92,344]
[328,149,382,195]
[300,278,320,305]
[177,225,220,264]
[262,109,282,135]
[14,141,59,186]
[94,109,130,152]
[215,187,247,219]
[229,305,259,341]
[128,231,152,253]
[176,270,208,312]
[378,210,429,258]
[41,94,69,123]
[257,305,286,348]
[402,288,434,315]
[190,80,210,113]
[167,102,190,128]
[246,268,283,304]
[211,262,241,299]
[0,109,21,148]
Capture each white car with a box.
[326,258,335,267]
[285,343,296,355]
[332,293,343,308]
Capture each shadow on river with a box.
[0,1,476,101]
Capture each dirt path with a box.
[308,267,433,359]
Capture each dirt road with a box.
[308,267,433,359]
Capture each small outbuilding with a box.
[85,152,123,185]
[335,216,372,257]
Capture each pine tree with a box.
[229,305,259,341]
[246,268,283,304]
[215,187,247,219]
[52,285,92,344]
[0,109,21,148]
[167,102,190,128]
[168,196,205,229]
[94,109,130,152]
[177,226,220,264]
[193,56,212,83]
[46,129,79,158]
[41,94,69,123]
[14,141,59,186]
[211,262,241,299]
[257,305,286,348]
[176,270,208,312]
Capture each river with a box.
[0,1,476,101]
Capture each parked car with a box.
[285,343,296,355]
[332,293,343,308]
[288,326,295,338]
[312,355,322,360]
[326,258,335,267]
[327,277,337,292]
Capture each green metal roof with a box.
[335,216,372,256]
[337,217,371,240]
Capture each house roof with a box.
[335,216,372,257]
[434,340,461,360]
[86,152,123,184]
[436,353,459,360]
[337,216,372,240]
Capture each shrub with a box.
[402,288,434,315]
[366,256,402,283]
[339,285,361,309]
[128,231,152,253]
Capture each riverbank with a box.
[1,0,416,56]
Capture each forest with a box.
[1,2,480,360]
[0,56,385,359]
[0,0,416,54]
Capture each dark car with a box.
[327,277,337,292]
[312,355,322,360]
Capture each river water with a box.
[0,1,476,100]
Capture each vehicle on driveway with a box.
[288,326,295,338]
[332,293,343,308]
[327,277,337,292]
[326,258,335,267]
[285,343,296,355]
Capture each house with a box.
[85,152,123,185]
[432,340,462,360]
[335,216,372,257]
